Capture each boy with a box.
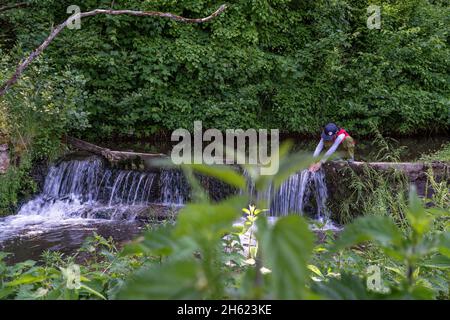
[309,123,355,172]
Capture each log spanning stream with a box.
[0,152,336,262]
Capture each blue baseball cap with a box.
[321,123,339,141]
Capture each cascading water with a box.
[0,155,182,242]
[237,168,336,257]
[17,156,158,221]
[245,168,331,220]
[30,155,331,220]
[0,153,337,246]
[159,170,189,205]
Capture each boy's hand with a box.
[309,162,321,172]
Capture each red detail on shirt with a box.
[333,128,355,144]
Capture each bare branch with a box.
[0,4,227,97]
[0,2,29,13]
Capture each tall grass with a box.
[420,142,450,162]
[335,127,409,225]
[424,168,449,210]
[337,164,410,228]
[336,129,448,234]
[368,123,407,162]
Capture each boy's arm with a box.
[313,138,324,157]
[321,134,345,163]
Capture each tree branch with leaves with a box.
[0,4,227,97]
[0,2,30,13]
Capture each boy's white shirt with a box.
[313,133,346,163]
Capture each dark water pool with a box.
[0,219,145,264]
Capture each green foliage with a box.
[311,273,378,300]
[334,188,450,295]
[0,154,36,216]
[0,55,89,161]
[330,130,448,225]
[424,169,449,210]
[0,50,89,213]
[335,215,404,250]
[1,0,448,137]
[420,142,450,162]
[0,234,140,299]
[368,124,407,162]
[257,215,314,299]
[240,204,267,259]
[0,0,449,299]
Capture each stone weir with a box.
[323,161,449,223]
[54,151,333,221]
[63,137,449,222]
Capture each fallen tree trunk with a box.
[64,136,167,164]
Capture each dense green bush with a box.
[0,0,448,138]
[0,51,90,156]
[0,154,36,216]
[0,51,89,213]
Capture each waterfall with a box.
[245,169,330,219]
[42,156,103,202]
[159,170,189,205]
[0,153,338,246]
[9,154,331,227]
[105,171,156,206]
[17,156,159,221]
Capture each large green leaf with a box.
[334,215,403,251]
[253,141,314,194]
[116,260,203,299]
[79,284,107,300]
[406,187,431,237]
[421,254,450,269]
[437,232,450,257]
[0,287,15,299]
[175,195,246,244]
[120,226,196,259]
[272,153,315,191]
[190,164,246,190]
[312,273,375,300]
[5,274,46,287]
[253,140,294,192]
[258,216,315,299]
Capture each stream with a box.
[0,136,447,263]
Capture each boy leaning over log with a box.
[309,123,355,172]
